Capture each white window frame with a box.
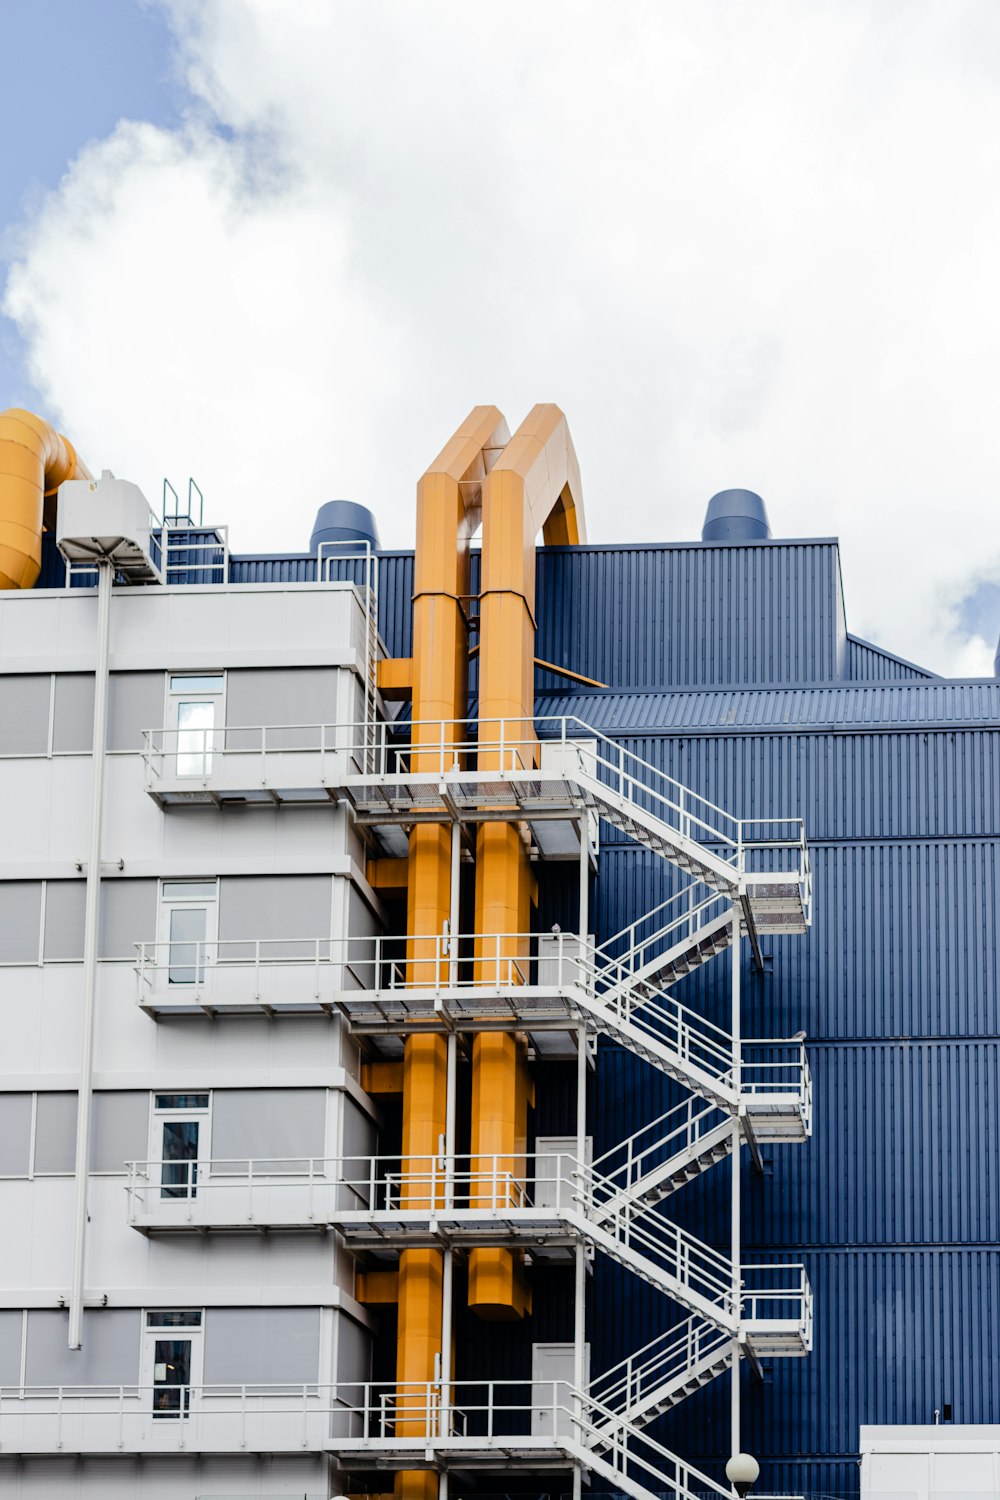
[157,879,219,984]
[165,672,226,778]
[149,1092,212,1200]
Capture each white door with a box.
[531,1341,590,1437]
[534,1135,592,1210]
[158,880,218,985]
[151,1093,211,1200]
[141,1309,203,1419]
[167,673,224,777]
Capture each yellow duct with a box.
[395,407,510,1500]
[0,408,92,590]
[469,404,585,1318]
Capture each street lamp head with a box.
[725,1452,761,1497]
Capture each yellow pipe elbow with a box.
[0,408,92,590]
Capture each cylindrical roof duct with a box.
[702,488,771,543]
[309,499,380,554]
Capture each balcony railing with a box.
[0,1381,349,1454]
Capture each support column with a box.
[68,557,112,1350]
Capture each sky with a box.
[2,0,999,679]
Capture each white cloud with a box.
[4,0,1000,676]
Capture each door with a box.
[143,1309,203,1419]
[159,881,218,985]
[167,674,224,777]
[153,1093,210,1200]
[531,1342,590,1437]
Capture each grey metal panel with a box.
[0,883,41,962]
[51,674,94,752]
[91,1092,148,1173]
[336,1310,371,1382]
[0,1095,32,1175]
[0,675,49,754]
[24,1309,140,1385]
[225,668,340,751]
[33,1093,77,1173]
[0,1310,21,1383]
[217,875,332,958]
[210,1088,326,1169]
[99,879,157,960]
[43,881,86,962]
[203,1307,320,1385]
[108,671,164,752]
[341,1097,375,1164]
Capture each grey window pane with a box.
[99,879,157,960]
[161,882,216,900]
[34,1092,77,1173]
[0,1096,32,1176]
[203,1307,319,1386]
[108,672,164,752]
[0,1310,22,1384]
[341,1099,375,1165]
[0,675,49,754]
[0,883,41,963]
[91,1092,149,1173]
[51,675,94,753]
[217,876,332,959]
[211,1089,326,1171]
[43,882,86,962]
[25,1309,140,1385]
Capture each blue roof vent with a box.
[310,500,380,555]
[702,488,772,543]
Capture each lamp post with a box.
[725,1452,760,1498]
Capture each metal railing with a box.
[335,1378,733,1500]
[0,1380,357,1453]
[591,1099,732,1198]
[590,1314,733,1418]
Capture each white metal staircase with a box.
[331,710,814,1491]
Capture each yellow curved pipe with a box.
[470,403,585,1317]
[0,408,92,590]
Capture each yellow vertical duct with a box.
[469,404,584,1318]
[0,408,92,589]
[395,408,509,1500]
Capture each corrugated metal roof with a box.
[535,680,1000,730]
[848,631,937,681]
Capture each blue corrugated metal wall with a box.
[527,545,998,1490]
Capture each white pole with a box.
[730,904,742,1458]
[68,558,113,1349]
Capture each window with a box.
[152,1094,210,1200]
[167,674,224,777]
[159,881,217,985]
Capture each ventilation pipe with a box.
[702,487,771,543]
[0,408,92,588]
[309,499,380,554]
